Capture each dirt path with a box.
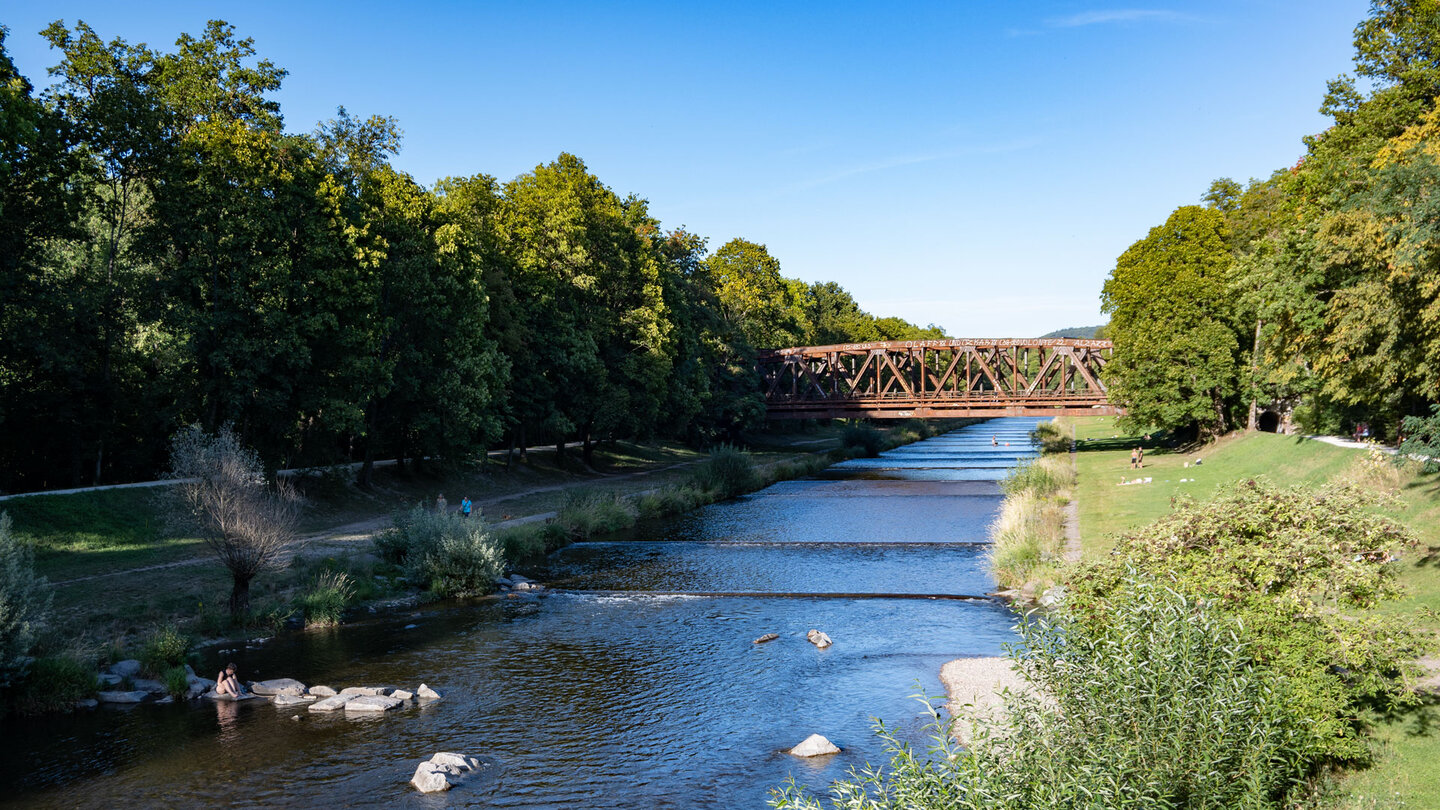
[47,453,779,587]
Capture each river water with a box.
[0,418,1040,809]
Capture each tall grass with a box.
[554,491,638,539]
[299,570,354,627]
[989,455,1074,591]
[691,445,757,499]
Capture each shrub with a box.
[635,485,711,519]
[1029,419,1070,454]
[163,665,190,699]
[300,570,354,627]
[377,507,506,597]
[841,424,887,457]
[554,491,638,539]
[772,576,1310,809]
[0,513,50,689]
[1069,479,1424,764]
[8,655,97,716]
[139,624,192,677]
[692,445,758,498]
[412,527,506,598]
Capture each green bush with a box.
[773,576,1310,809]
[841,424,887,457]
[139,624,192,677]
[635,484,711,519]
[1029,420,1070,454]
[412,526,506,598]
[163,664,190,699]
[692,445,758,498]
[554,491,638,539]
[8,655,97,716]
[0,513,50,689]
[377,507,506,597]
[299,570,354,627]
[1069,479,1424,765]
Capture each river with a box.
[0,418,1040,808]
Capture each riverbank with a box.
[1042,416,1439,808]
[1,420,962,712]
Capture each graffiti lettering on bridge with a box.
[758,339,1119,419]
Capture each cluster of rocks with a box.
[230,678,444,714]
[91,659,216,706]
[751,629,833,648]
[495,574,545,594]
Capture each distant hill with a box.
[1038,325,1107,339]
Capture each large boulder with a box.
[806,629,833,649]
[130,678,169,695]
[391,689,414,701]
[308,685,337,697]
[308,694,356,712]
[97,690,149,704]
[410,752,483,793]
[251,678,307,697]
[272,694,315,707]
[344,695,403,713]
[788,734,841,757]
[108,659,142,678]
[416,684,443,700]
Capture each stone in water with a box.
[789,734,841,757]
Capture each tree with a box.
[1101,206,1242,436]
[705,238,806,349]
[165,425,301,619]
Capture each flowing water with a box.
[0,418,1041,809]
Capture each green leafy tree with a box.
[705,238,806,349]
[1101,205,1241,436]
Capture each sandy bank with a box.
[939,656,1027,743]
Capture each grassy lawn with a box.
[1067,415,1440,809]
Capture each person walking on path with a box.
[460,496,472,518]
[436,493,448,513]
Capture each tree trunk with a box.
[517,424,528,463]
[506,430,517,470]
[556,438,565,467]
[582,426,595,467]
[1246,317,1263,432]
[229,574,253,620]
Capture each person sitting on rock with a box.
[216,662,246,697]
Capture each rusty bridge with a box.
[759,339,1118,419]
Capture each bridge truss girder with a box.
[758,339,1119,420]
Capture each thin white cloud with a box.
[772,137,1044,197]
[1045,9,1196,28]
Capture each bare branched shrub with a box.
[165,425,302,619]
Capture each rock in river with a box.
[788,734,841,757]
[344,695,403,713]
[97,690,149,704]
[753,633,779,644]
[251,678,307,697]
[416,683,443,700]
[307,685,337,697]
[806,629,833,649]
[308,694,355,712]
[410,752,483,793]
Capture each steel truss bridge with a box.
[759,338,1118,419]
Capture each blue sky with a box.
[4,2,1367,337]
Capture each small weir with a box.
[0,418,1042,809]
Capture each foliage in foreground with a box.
[7,656,98,716]
[772,578,1309,809]
[376,507,504,598]
[0,512,50,689]
[1069,479,1425,764]
[139,624,192,677]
